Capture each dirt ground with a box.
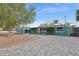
[0,33,79,55]
[0,33,39,48]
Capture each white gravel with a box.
[0,35,79,56]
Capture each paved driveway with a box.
[0,35,79,56]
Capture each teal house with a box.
[16,23,73,36]
[28,24,73,36]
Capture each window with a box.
[41,28,46,32]
[56,27,63,32]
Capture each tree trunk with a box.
[8,28,12,36]
[9,27,12,33]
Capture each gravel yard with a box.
[0,34,79,56]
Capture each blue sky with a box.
[27,3,79,27]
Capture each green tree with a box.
[0,4,36,32]
[18,5,36,25]
[76,9,79,21]
[53,20,59,24]
[66,22,75,29]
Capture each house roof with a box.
[39,22,64,28]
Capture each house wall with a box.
[28,28,38,34]
[54,27,69,36]
[47,27,55,35]
[40,28,47,35]
[16,27,70,36]
[16,28,26,33]
[16,28,23,33]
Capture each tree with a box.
[66,22,75,29]
[76,9,79,21]
[40,23,48,27]
[18,5,36,25]
[0,4,36,32]
[53,20,59,24]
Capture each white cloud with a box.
[54,3,61,5]
[29,21,44,27]
[75,3,79,6]
[37,5,69,14]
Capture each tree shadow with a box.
[0,33,9,37]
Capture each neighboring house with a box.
[16,24,30,34]
[70,27,79,36]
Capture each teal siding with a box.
[47,27,55,35]
[29,28,38,34]
[40,28,47,35]
[16,26,70,36]
[39,27,69,36]
[54,27,69,36]
[16,28,26,33]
